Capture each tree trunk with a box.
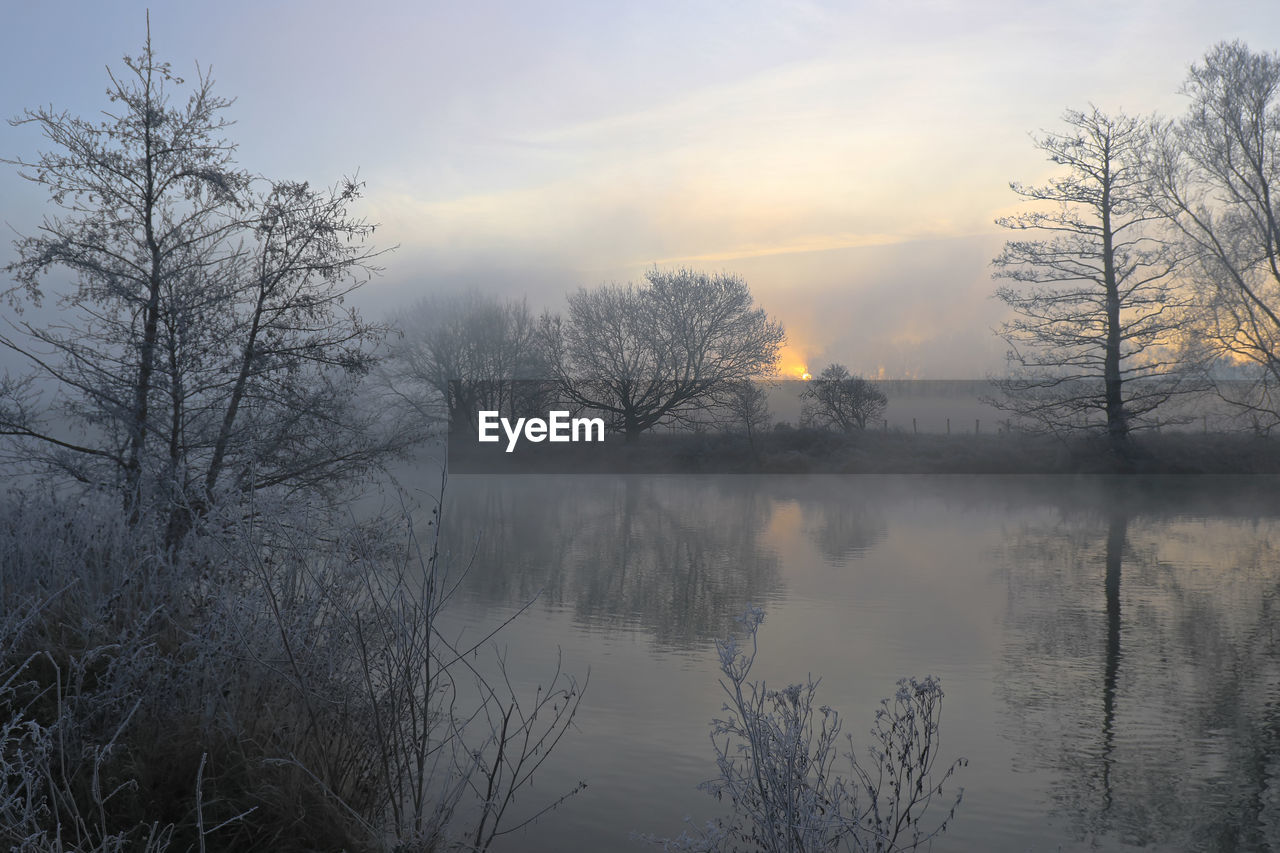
[125,69,163,523]
[1100,178,1128,458]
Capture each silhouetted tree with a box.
[800,364,886,432]
[0,27,401,543]
[541,268,785,441]
[1146,42,1280,429]
[991,107,1194,451]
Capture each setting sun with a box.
[776,344,813,380]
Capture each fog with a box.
[5,1,1280,378]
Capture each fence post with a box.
[946,417,950,435]
[913,417,917,435]
[976,419,980,434]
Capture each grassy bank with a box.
[0,492,582,852]
[449,428,1280,475]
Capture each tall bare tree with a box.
[541,268,785,442]
[992,107,1193,449]
[1,27,399,542]
[1145,42,1280,429]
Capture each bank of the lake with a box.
[448,428,1280,474]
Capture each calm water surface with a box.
[422,474,1280,851]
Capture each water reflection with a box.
[439,476,786,647]
[1102,512,1121,821]
[436,475,893,647]
[999,483,1280,850]
[793,480,888,566]
[422,472,1280,850]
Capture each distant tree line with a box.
[390,268,789,443]
[390,40,1280,458]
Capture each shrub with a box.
[649,607,965,852]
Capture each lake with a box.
[421,474,1280,851]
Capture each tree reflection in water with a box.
[439,476,783,648]
[436,475,890,649]
[795,479,889,567]
[998,479,1280,850]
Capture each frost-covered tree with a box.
[0,25,402,542]
[1146,42,1280,428]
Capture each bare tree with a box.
[542,268,785,442]
[991,107,1194,450]
[0,26,402,543]
[722,379,772,459]
[800,364,886,432]
[386,291,551,431]
[1145,42,1280,429]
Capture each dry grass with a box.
[0,487,583,852]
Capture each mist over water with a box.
[428,474,1280,852]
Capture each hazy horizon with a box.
[4,1,1280,378]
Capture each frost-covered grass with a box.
[0,489,582,852]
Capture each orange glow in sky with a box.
[775,345,812,380]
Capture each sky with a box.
[3,0,1280,378]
